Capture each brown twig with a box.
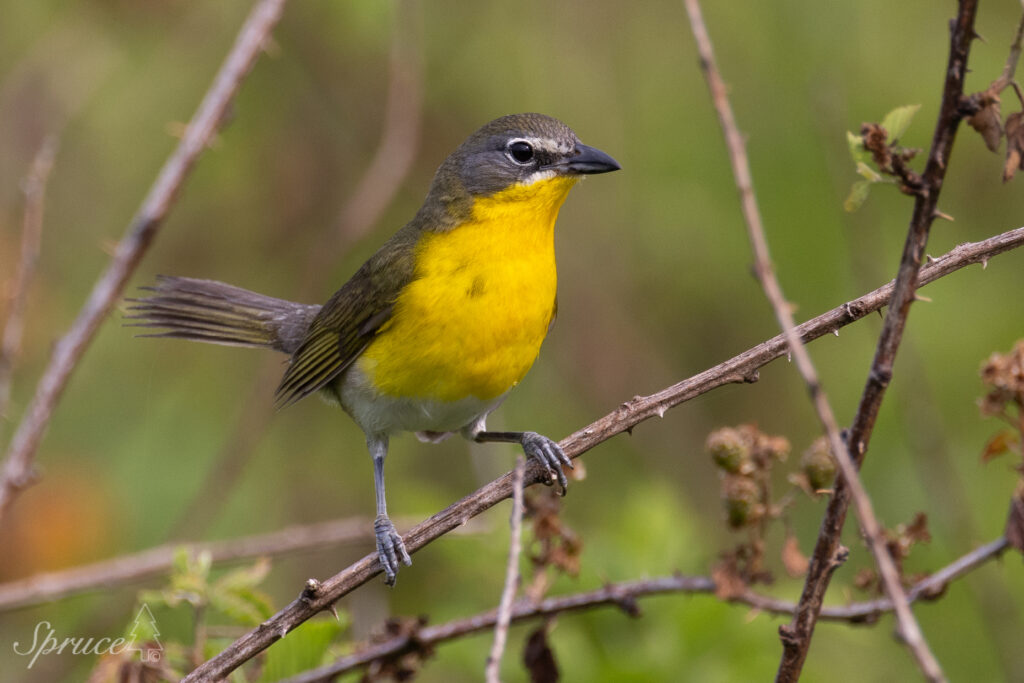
[987,7,1024,94]
[0,137,57,426]
[683,1,944,679]
[778,2,979,681]
[485,456,525,683]
[180,226,1024,683]
[0,0,290,528]
[278,536,1009,683]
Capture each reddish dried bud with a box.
[761,435,791,462]
[1004,112,1024,182]
[967,93,1003,152]
[861,122,892,170]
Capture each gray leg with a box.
[368,435,411,585]
[472,430,573,495]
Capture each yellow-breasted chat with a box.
[129,113,620,584]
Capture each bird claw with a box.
[374,515,412,585]
[520,431,573,495]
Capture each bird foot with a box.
[520,431,573,495]
[374,515,412,585]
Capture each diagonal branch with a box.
[279,536,1009,683]
[0,0,290,528]
[683,0,944,679]
[778,2,979,681]
[181,226,1024,683]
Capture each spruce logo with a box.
[12,604,163,668]
[125,603,163,662]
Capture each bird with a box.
[128,113,621,584]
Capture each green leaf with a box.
[844,180,872,212]
[257,618,346,683]
[881,104,921,143]
[855,161,882,183]
[846,130,868,163]
[209,585,274,625]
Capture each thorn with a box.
[972,29,987,44]
[833,329,840,337]
[329,604,340,621]
[932,208,955,222]
[786,352,792,363]
[655,405,666,418]
[914,293,932,303]
[981,257,989,269]
[278,626,288,639]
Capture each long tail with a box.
[126,276,320,355]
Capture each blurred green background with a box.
[1,0,1023,681]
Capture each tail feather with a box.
[126,275,320,355]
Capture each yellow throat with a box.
[359,175,580,402]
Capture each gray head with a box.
[416,113,620,227]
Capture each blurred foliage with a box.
[1,0,1024,681]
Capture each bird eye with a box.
[506,140,534,164]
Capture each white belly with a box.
[333,363,505,438]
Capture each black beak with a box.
[546,143,621,175]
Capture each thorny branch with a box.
[0,0,290,528]
[180,226,1024,683]
[683,1,944,680]
[279,537,1010,683]
[778,2,979,681]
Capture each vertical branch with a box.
[485,456,526,683]
[0,137,57,425]
[778,1,979,681]
[683,2,945,680]
[0,0,290,527]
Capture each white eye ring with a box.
[506,139,535,165]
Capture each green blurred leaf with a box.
[210,585,274,626]
[257,618,346,682]
[214,557,271,592]
[855,161,882,183]
[844,180,872,212]
[881,104,921,143]
[846,130,868,163]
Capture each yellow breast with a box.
[359,175,578,403]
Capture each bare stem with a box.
[777,2,979,681]
[180,226,1024,683]
[485,456,525,683]
[0,0,290,528]
[683,1,945,680]
[278,537,1009,683]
